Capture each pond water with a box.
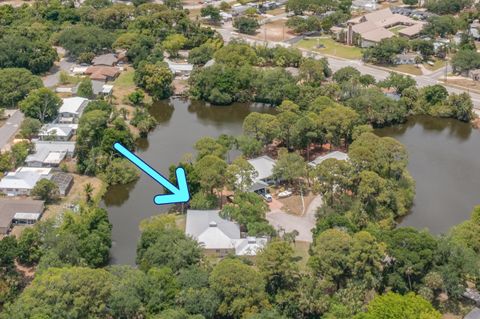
[103,100,480,265]
[375,116,480,234]
[102,98,274,265]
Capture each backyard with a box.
[295,37,363,60]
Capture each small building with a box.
[39,123,77,141]
[185,210,267,257]
[92,53,119,67]
[395,53,421,65]
[50,173,74,196]
[247,155,277,184]
[0,199,44,234]
[58,97,89,124]
[25,140,76,168]
[220,11,233,22]
[91,80,114,97]
[309,151,349,167]
[165,59,194,76]
[465,308,480,319]
[0,168,52,197]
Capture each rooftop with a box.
[92,53,119,66]
[26,140,76,165]
[0,171,48,190]
[186,210,240,250]
[0,198,44,232]
[59,97,89,115]
[248,155,276,181]
[39,123,76,138]
[465,308,480,319]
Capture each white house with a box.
[0,168,52,196]
[308,151,349,167]
[58,97,89,124]
[185,210,267,257]
[39,124,77,141]
[25,140,76,167]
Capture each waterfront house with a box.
[58,97,89,124]
[308,151,349,167]
[25,140,76,168]
[185,210,267,257]
[0,199,44,234]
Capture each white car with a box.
[278,190,293,198]
[263,193,273,202]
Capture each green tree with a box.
[257,240,299,295]
[0,68,43,108]
[194,137,227,160]
[195,155,227,194]
[134,62,173,100]
[226,157,257,192]
[379,72,416,94]
[10,141,32,167]
[318,105,359,147]
[355,292,441,319]
[19,88,61,123]
[162,34,187,58]
[243,112,279,145]
[201,5,221,24]
[19,118,42,139]
[2,267,113,319]
[210,259,269,318]
[31,179,60,203]
[233,16,260,35]
[57,25,114,57]
[333,66,361,83]
[77,78,94,99]
[102,158,140,185]
[272,148,306,186]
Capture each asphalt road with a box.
[0,110,24,151]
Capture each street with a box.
[0,110,24,151]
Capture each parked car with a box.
[278,190,293,198]
[262,193,273,202]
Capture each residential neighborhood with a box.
[1,0,480,317]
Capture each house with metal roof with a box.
[248,155,276,183]
[309,151,349,167]
[185,210,267,257]
[39,123,77,141]
[92,53,119,67]
[0,168,52,197]
[165,59,194,76]
[58,97,89,124]
[0,198,44,234]
[25,140,76,168]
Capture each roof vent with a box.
[209,221,217,227]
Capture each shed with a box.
[50,173,74,196]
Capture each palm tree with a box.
[84,183,94,204]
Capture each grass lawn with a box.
[386,64,423,76]
[295,38,363,60]
[424,59,446,71]
[389,25,405,35]
[294,241,311,271]
[114,68,135,89]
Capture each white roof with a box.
[309,151,349,167]
[247,155,276,181]
[26,140,75,165]
[39,124,75,138]
[44,152,66,164]
[186,210,241,250]
[0,171,47,190]
[14,212,41,221]
[166,59,194,73]
[16,167,52,175]
[59,97,89,115]
[102,85,113,94]
[234,237,268,256]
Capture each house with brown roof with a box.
[0,199,44,234]
[339,8,425,48]
[92,53,119,67]
[85,66,121,81]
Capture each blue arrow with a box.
[113,142,190,205]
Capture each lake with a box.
[375,116,480,234]
[103,100,480,265]
[102,98,274,265]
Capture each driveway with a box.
[0,110,24,151]
[266,195,322,242]
[42,57,76,88]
